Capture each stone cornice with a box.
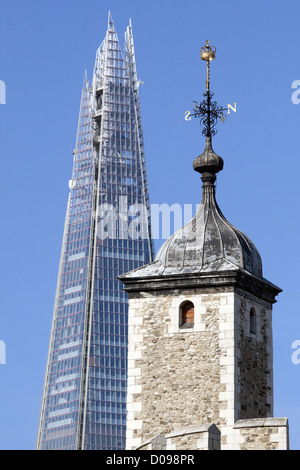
[120,269,282,304]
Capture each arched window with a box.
[179,301,194,328]
[250,307,257,335]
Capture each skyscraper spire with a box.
[107,10,114,30]
[37,14,153,450]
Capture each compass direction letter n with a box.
[227,102,236,114]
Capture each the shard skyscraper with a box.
[37,13,153,450]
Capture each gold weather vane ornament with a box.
[184,40,236,136]
[200,40,216,91]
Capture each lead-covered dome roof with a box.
[155,136,262,277]
[121,136,262,280]
[155,188,262,277]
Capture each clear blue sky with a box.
[0,0,300,450]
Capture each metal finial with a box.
[200,40,216,91]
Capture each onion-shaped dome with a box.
[155,137,262,278]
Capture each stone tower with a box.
[120,44,289,451]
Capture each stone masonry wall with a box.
[125,285,284,450]
[135,419,289,451]
[136,424,221,451]
[235,292,273,420]
[126,288,235,450]
[233,418,289,450]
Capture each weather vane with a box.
[185,40,236,136]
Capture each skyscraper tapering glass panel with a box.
[36,13,153,450]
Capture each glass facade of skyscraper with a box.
[36,13,153,450]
